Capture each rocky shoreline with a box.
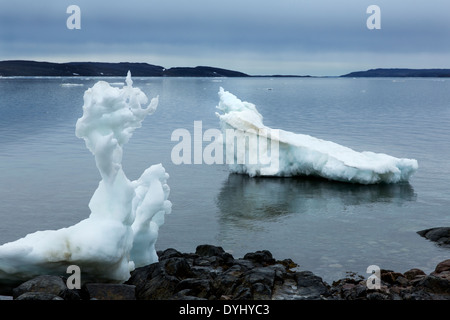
[1,242,449,301]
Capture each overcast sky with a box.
[1,0,449,76]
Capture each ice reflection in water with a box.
[217,174,416,227]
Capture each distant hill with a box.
[161,66,248,77]
[341,68,450,78]
[0,60,249,77]
[2,61,449,78]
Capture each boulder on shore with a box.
[417,227,450,247]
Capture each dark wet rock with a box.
[196,244,226,257]
[211,265,243,298]
[241,267,276,300]
[82,283,136,300]
[232,286,253,300]
[173,290,208,300]
[243,250,276,266]
[126,262,180,300]
[232,258,256,271]
[380,269,405,285]
[366,291,391,300]
[158,248,184,260]
[244,267,276,287]
[175,278,212,299]
[163,257,193,278]
[15,292,64,300]
[294,271,330,299]
[433,259,450,275]
[271,270,331,300]
[415,275,450,295]
[404,268,426,281]
[12,275,80,300]
[417,227,450,247]
[252,282,272,300]
[194,244,234,268]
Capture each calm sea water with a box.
[0,76,449,283]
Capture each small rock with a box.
[243,250,275,266]
[173,289,208,300]
[126,263,180,300]
[232,286,253,300]
[404,268,426,280]
[396,276,410,287]
[163,257,193,279]
[82,283,136,300]
[268,264,288,282]
[193,257,213,267]
[367,292,389,300]
[433,259,450,274]
[272,278,299,300]
[381,270,404,285]
[416,275,450,295]
[417,227,450,246]
[12,275,80,300]
[232,259,256,270]
[158,248,184,260]
[244,267,276,287]
[294,271,330,299]
[15,292,64,300]
[212,269,241,297]
[196,244,226,257]
[279,258,298,269]
[252,282,272,300]
[341,283,367,300]
[175,278,211,299]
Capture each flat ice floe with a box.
[0,72,171,285]
[61,83,84,87]
[216,87,418,184]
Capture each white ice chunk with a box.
[0,72,171,285]
[216,87,418,184]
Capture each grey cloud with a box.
[1,0,450,75]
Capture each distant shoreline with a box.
[1,60,450,78]
[340,68,450,78]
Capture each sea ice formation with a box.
[216,87,418,184]
[0,72,171,285]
